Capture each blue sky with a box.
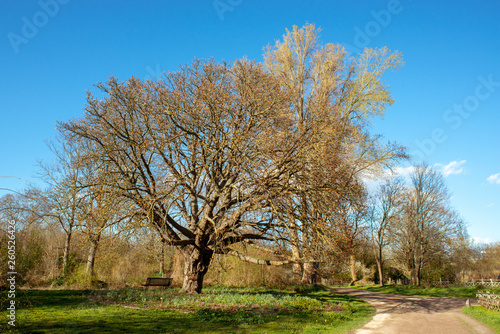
[1,0,499,242]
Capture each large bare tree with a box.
[60,60,305,293]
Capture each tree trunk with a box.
[408,254,416,285]
[86,234,101,278]
[159,239,166,277]
[181,246,213,294]
[349,253,358,285]
[292,245,302,282]
[171,249,184,283]
[376,247,384,286]
[409,265,416,286]
[62,230,72,277]
[293,263,302,282]
[289,214,302,282]
[376,259,384,287]
[416,263,422,286]
[301,261,318,284]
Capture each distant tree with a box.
[446,230,476,282]
[0,193,48,285]
[37,136,87,278]
[369,177,403,286]
[391,163,462,286]
[474,242,500,279]
[334,191,369,285]
[77,163,135,278]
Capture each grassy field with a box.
[349,284,500,299]
[0,285,374,333]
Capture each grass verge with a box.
[462,306,500,333]
[349,284,500,299]
[0,286,374,333]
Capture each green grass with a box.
[0,286,374,333]
[350,284,500,299]
[463,306,500,333]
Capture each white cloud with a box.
[363,166,413,181]
[392,166,416,178]
[487,173,500,185]
[366,161,469,188]
[361,176,381,190]
[362,166,415,190]
[485,203,495,208]
[436,160,466,177]
[472,237,493,245]
[381,166,415,179]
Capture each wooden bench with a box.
[142,277,173,288]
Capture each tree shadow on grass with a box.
[1,289,90,311]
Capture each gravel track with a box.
[333,287,495,334]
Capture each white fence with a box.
[428,279,500,288]
[320,278,500,287]
[465,279,500,288]
[477,291,500,312]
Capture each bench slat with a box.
[142,277,173,287]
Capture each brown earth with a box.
[333,287,495,334]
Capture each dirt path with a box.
[333,287,494,334]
